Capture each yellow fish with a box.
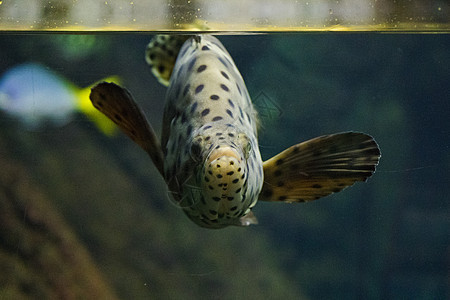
[90,35,381,229]
[0,63,119,135]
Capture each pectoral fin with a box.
[260,132,380,203]
[89,82,164,176]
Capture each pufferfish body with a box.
[90,35,381,229]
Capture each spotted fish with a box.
[89,35,381,229]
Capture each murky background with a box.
[0,34,448,299]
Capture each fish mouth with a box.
[202,145,246,193]
[206,145,242,165]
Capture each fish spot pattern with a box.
[162,35,263,228]
[197,65,207,73]
[201,108,210,117]
[195,84,204,94]
[220,84,229,92]
[221,71,229,80]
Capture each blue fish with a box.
[0,63,119,135]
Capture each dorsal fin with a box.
[89,82,164,176]
[145,35,190,86]
[260,132,381,203]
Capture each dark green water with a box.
[0,34,448,299]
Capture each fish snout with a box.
[207,145,241,164]
[207,146,244,175]
[203,146,246,193]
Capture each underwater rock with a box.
[0,155,118,299]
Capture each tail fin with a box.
[145,35,189,86]
[75,76,121,135]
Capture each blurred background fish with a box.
[0,62,119,135]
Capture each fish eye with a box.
[190,138,202,162]
[238,133,252,159]
[244,141,252,159]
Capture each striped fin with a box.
[260,132,381,203]
[145,35,189,86]
[89,82,164,176]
